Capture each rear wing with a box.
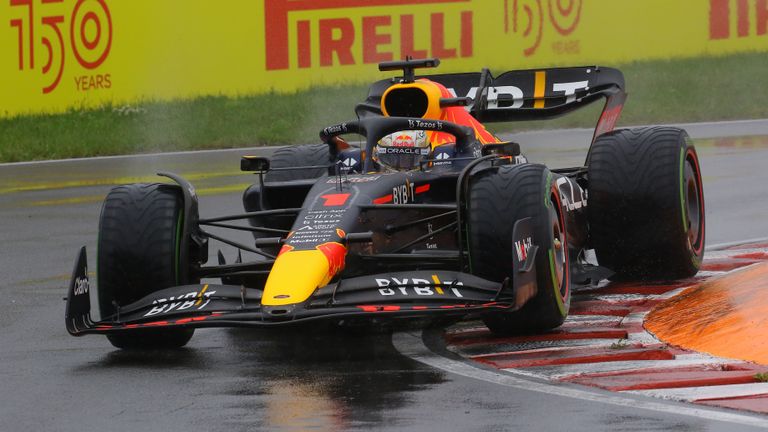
[357,66,627,143]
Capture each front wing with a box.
[65,247,534,336]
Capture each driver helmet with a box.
[373,130,431,171]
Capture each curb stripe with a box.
[629,383,768,402]
[440,242,768,416]
[521,355,732,382]
[475,347,676,369]
[392,331,768,428]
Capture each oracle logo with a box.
[503,0,583,56]
[264,0,473,71]
[710,0,768,40]
[9,0,113,94]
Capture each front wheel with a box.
[97,183,195,349]
[468,164,571,334]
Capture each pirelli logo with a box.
[709,0,768,39]
[264,0,474,70]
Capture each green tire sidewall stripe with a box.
[545,172,567,317]
[174,208,184,285]
[549,249,566,316]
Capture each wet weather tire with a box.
[588,127,705,280]
[468,164,571,334]
[97,183,195,349]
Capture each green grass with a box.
[1,52,767,162]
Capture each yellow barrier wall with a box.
[2,0,767,117]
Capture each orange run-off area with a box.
[645,261,768,365]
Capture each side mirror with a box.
[241,156,270,172]
[481,141,521,157]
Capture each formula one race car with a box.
[65,58,705,349]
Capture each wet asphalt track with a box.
[2,120,768,431]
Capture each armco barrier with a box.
[2,0,767,117]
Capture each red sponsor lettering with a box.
[760,0,768,35]
[710,0,730,39]
[400,14,428,59]
[460,11,473,57]
[738,0,751,36]
[9,0,113,93]
[504,0,583,57]
[319,18,356,66]
[297,20,312,68]
[264,0,472,71]
[321,193,351,206]
[430,13,455,58]
[710,0,768,39]
[9,0,34,70]
[363,16,393,63]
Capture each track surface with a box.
[2,121,768,431]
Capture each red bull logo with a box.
[393,134,416,147]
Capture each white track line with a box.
[469,342,642,359]
[621,312,649,324]
[513,354,732,380]
[392,331,768,428]
[627,383,768,402]
[561,316,625,327]
[565,314,625,324]
[707,237,768,251]
[626,331,662,345]
[449,338,631,355]
[705,248,768,259]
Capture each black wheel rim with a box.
[684,153,703,252]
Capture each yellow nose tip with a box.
[262,250,330,306]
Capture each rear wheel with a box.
[265,143,330,182]
[97,183,195,349]
[468,164,570,334]
[588,127,705,279]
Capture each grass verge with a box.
[1,52,767,162]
